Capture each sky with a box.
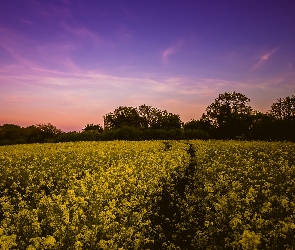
[0,0,295,131]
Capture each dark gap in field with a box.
[148,142,197,249]
[162,141,172,151]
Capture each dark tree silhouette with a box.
[83,124,103,133]
[0,124,23,144]
[248,111,275,140]
[2,94,295,144]
[268,95,295,141]
[269,95,295,120]
[150,110,182,130]
[204,92,253,139]
[184,116,211,132]
[138,104,162,129]
[103,105,182,130]
[36,123,62,138]
[104,106,143,129]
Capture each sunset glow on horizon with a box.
[1,0,295,131]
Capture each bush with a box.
[113,126,141,140]
[139,129,184,140]
[184,129,210,140]
[0,139,12,146]
[100,129,117,141]
[55,131,100,143]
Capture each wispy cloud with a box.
[0,27,81,72]
[59,21,113,47]
[0,28,37,68]
[146,76,233,96]
[252,48,278,70]
[60,22,101,41]
[161,40,184,64]
[1,56,294,130]
[34,2,71,18]
[20,18,32,25]
[114,24,133,42]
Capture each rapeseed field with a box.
[0,140,294,249]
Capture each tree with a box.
[23,125,44,143]
[103,105,183,130]
[103,106,143,129]
[36,123,63,139]
[204,92,253,139]
[0,124,24,143]
[248,111,275,140]
[151,110,182,130]
[138,104,162,129]
[183,119,200,130]
[268,95,295,141]
[83,124,103,133]
[269,95,295,120]
[183,116,211,132]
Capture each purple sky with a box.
[1,0,295,131]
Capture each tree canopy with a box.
[103,104,182,130]
[83,124,103,133]
[269,95,295,120]
[1,92,295,144]
[204,92,253,139]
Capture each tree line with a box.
[1,92,294,145]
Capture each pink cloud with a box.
[0,28,37,68]
[252,48,278,70]
[60,22,100,39]
[1,63,294,131]
[1,27,294,131]
[59,22,114,47]
[161,40,184,64]
[145,77,227,97]
[0,28,80,73]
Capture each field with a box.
[0,140,294,249]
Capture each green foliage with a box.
[183,119,201,130]
[55,131,100,142]
[267,95,295,141]
[204,92,253,139]
[183,118,211,133]
[103,104,182,130]
[36,123,62,138]
[0,124,23,144]
[269,95,295,120]
[104,106,144,129]
[113,126,140,140]
[1,93,295,144]
[102,128,188,141]
[184,129,210,140]
[23,125,44,143]
[0,124,64,145]
[82,124,103,133]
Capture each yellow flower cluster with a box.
[0,141,190,249]
[1,140,294,249]
[177,140,295,249]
